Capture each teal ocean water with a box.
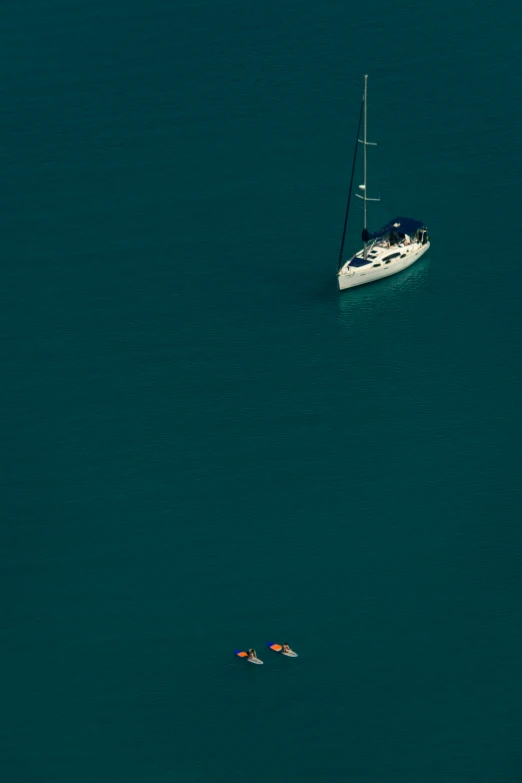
[2,1,522,781]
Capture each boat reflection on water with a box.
[337,255,431,323]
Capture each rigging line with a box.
[337,95,364,272]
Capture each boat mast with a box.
[338,75,378,272]
[363,74,368,258]
[356,75,378,259]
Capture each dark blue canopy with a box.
[362,217,425,242]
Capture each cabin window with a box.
[382,252,400,262]
[373,263,381,267]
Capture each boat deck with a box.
[350,237,418,269]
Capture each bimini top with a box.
[362,217,425,242]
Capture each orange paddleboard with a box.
[234,650,263,664]
[266,643,298,657]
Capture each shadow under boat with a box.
[337,254,431,317]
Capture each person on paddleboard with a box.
[282,643,292,654]
[247,649,257,660]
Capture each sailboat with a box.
[337,76,430,291]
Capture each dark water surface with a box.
[2,1,522,780]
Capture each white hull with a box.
[338,240,430,291]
